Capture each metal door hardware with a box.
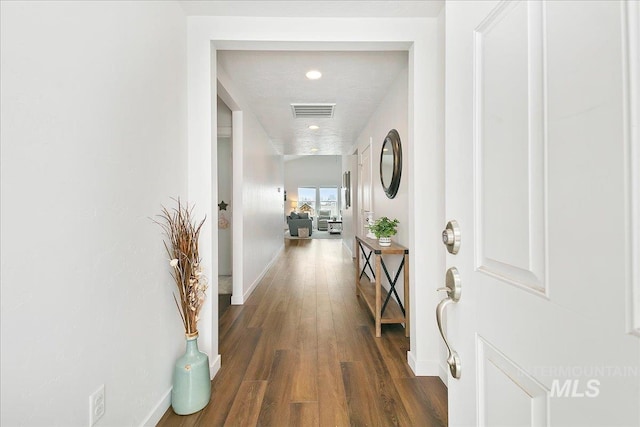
[437,266,461,302]
[436,267,462,379]
[442,220,461,254]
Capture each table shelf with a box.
[355,235,409,337]
[357,277,406,324]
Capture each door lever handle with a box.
[437,267,461,302]
[436,267,462,379]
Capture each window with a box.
[319,187,338,217]
[297,187,316,215]
[296,186,339,217]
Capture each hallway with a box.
[158,239,447,426]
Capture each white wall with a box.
[217,98,233,276]
[355,66,409,302]
[240,113,284,301]
[217,67,284,305]
[341,154,359,256]
[217,136,233,275]
[284,155,342,221]
[357,66,409,242]
[409,10,446,378]
[1,1,187,425]
[217,95,233,133]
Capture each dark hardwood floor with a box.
[218,293,231,319]
[158,238,447,426]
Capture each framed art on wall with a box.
[343,171,351,209]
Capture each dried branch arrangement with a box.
[154,199,207,337]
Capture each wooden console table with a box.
[355,235,409,337]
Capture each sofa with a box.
[287,212,313,237]
[317,210,331,231]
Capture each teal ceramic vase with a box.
[171,333,211,415]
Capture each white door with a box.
[359,139,373,237]
[444,1,640,426]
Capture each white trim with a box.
[358,138,373,239]
[187,22,216,364]
[407,350,441,376]
[217,125,232,138]
[623,0,640,337]
[231,110,244,306]
[472,0,548,298]
[438,362,449,388]
[140,387,172,427]
[342,239,354,258]
[232,243,284,305]
[188,13,445,389]
[209,353,222,380]
[139,354,222,426]
[476,336,549,427]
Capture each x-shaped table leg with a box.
[358,241,376,281]
[380,257,406,316]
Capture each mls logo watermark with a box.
[551,379,600,398]
[524,365,638,398]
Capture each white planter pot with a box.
[379,237,392,246]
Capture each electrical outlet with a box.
[89,384,105,426]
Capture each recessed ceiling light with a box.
[310,148,319,152]
[305,70,322,80]
[308,125,319,130]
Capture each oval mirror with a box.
[380,129,402,199]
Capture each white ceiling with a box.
[180,1,445,18]
[217,50,408,155]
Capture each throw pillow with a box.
[298,212,309,219]
[290,212,299,219]
[298,228,310,238]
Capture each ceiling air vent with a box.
[291,103,335,119]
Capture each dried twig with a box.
[153,198,207,335]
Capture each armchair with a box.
[287,212,313,237]
[317,210,331,231]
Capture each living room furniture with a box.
[317,210,331,231]
[355,235,409,337]
[327,220,342,234]
[298,203,314,216]
[287,212,313,237]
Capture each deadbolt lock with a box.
[442,220,461,254]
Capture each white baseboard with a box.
[234,243,284,305]
[342,239,354,258]
[140,353,222,426]
[407,351,442,376]
[141,387,171,427]
[209,353,221,380]
[142,237,283,426]
[438,362,449,387]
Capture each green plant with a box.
[368,217,399,238]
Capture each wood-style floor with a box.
[158,238,447,426]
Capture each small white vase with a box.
[379,237,391,246]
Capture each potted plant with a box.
[368,216,399,246]
[154,199,211,415]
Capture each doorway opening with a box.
[191,20,446,386]
[217,96,233,317]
